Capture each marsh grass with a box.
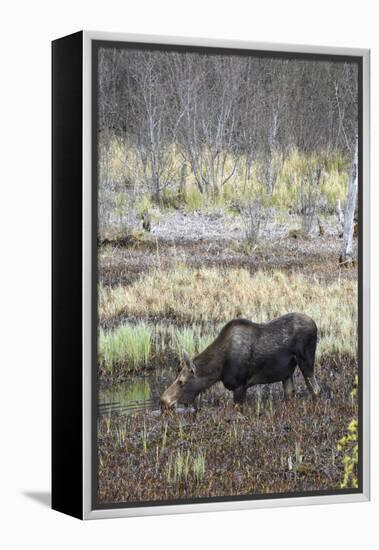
[192,450,206,482]
[98,321,219,377]
[141,421,148,453]
[99,267,357,363]
[98,322,152,373]
[99,314,356,381]
[166,449,206,484]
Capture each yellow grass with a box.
[99,267,357,357]
[100,138,349,211]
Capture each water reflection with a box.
[98,372,282,416]
[98,371,172,416]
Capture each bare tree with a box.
[97,47,359,219]
[129,51,180,202]
[169,53,243,195]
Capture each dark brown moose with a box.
[160,313,320,409]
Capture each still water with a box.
[98,370,174,416]
[98,372,278,417]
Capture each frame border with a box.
[82,31,370,520]
[52,30,84,519]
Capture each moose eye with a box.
[178,379,184,386]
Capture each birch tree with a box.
[340,136,358,264]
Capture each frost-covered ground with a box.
[151,209,340,242]
[98,210,357,290]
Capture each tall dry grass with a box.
[99,267,357,359]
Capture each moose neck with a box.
[193,349,223,391]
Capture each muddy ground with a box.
[98,354,357,503]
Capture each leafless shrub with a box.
[234,198,270,245]
[296,166,322,234]
[98,190,141,241]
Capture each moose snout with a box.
[160,392,177,410]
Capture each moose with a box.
[160,313,320,410]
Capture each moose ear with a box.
[182,351,196,376]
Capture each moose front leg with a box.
[282,375,295,400]
[192,393,203,411]
[233,386,247,410]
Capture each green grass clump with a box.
[184,185,202,211]
[99,321,219,377]
[99,322,152,372]
[135,195,153,216]
[192,450,206,482]
[319,170,348,207]
[167,449,206,484]
[174,326,216,360]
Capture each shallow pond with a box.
[98,367,233,416]
[98,369,174,416]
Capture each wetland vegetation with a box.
[97,211,359,504]
[96,45,359,504]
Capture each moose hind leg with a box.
[304,375,320,398]
[282,375,295,400]
[298,346,320,399]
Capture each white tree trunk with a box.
[340,136,358,264]
[336,199,344,226]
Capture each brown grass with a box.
[99,267,357,358]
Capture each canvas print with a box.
[95,43,360,506]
